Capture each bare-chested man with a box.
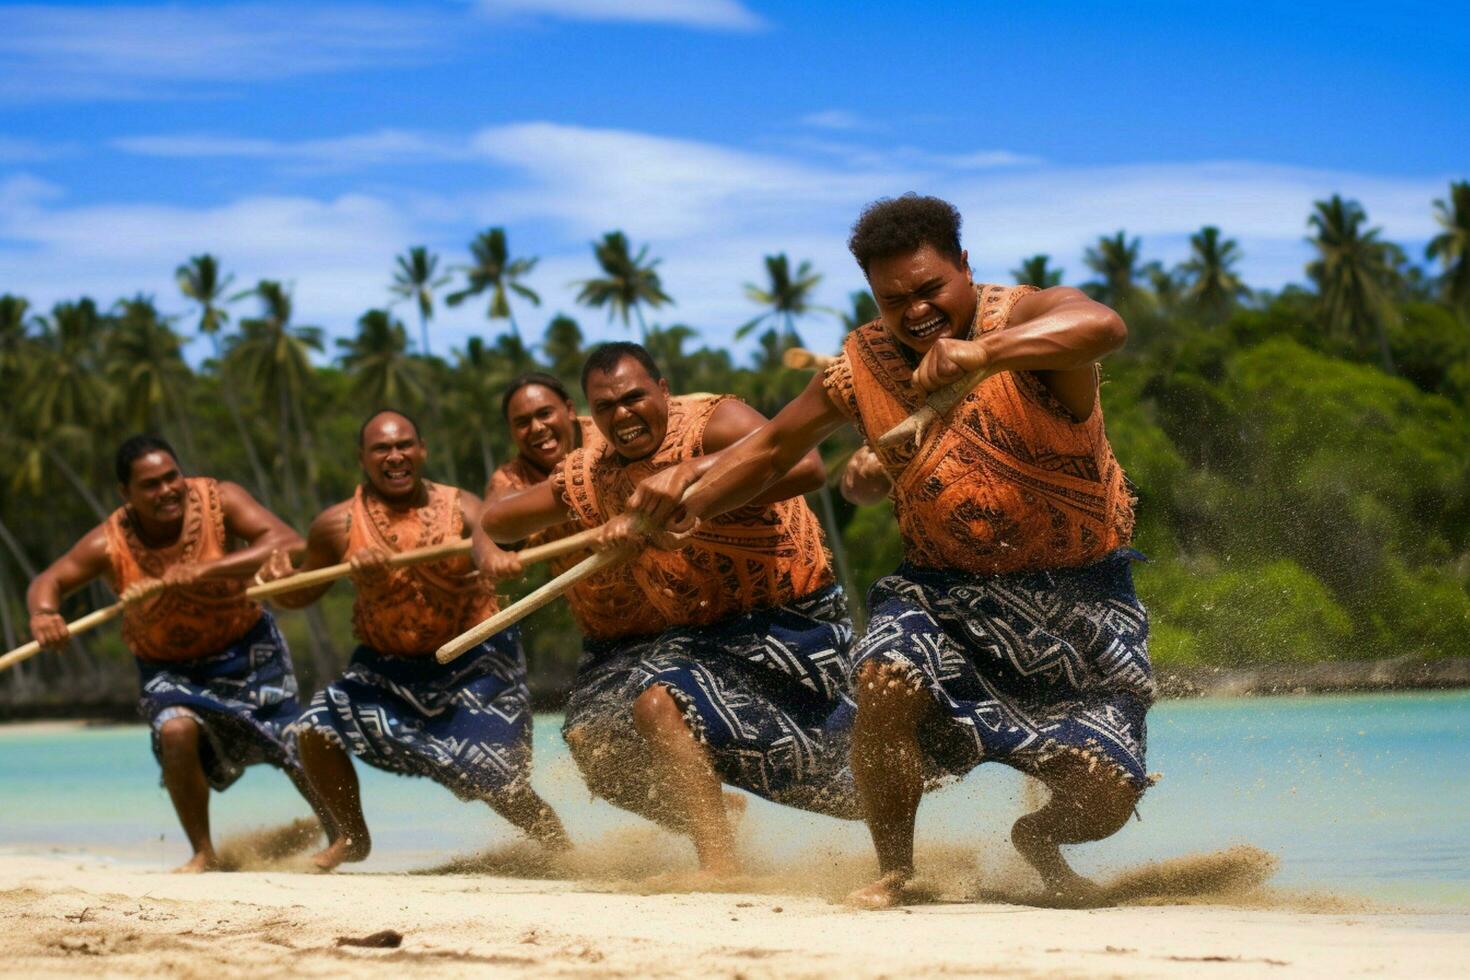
[261,410,568,870]
[624,195,1154,907]
[483,343,861,880]
[26,435,324,872]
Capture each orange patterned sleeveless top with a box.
[347,481,499,657]
[822,283,1134,575]
[104,477,262,663]
[552,395,834,642]
[487,417,600,551]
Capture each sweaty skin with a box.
[479,355,827,880]
[621,248,1130,908]
[260,411,569,871]
[25,451,307,873]
[481,358,827,549]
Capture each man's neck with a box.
[367,480,429,510]
[130,512,184,549]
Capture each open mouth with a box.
[614,422,649,446]
[530,434,559,454]
[382,467,412,482]
[906,313,946,340]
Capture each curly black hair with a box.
[115,434,179,485]
[847,193,964,275]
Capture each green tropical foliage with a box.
[2,189,1468,714]
[574,231,672,341]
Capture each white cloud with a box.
[0,3,448,101]
[0,136,73,163]
[1,126,1452,365]
[111,129,478,171]
[798,110,868,132]
[475,0,766,31]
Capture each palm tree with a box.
[1307,196,1400,372]
[737,254,830,349]
[574,231,672,341]
[1083,232,1147,313]
[1143,261,1187,319]
[644,323,700,393]
[840,290,878,331]
[338,309,426,407]
[542,313,585,390]
[228,281,324,518]
[389,246,450,357]
[1427,180,1470,318]
[107,294,198,460]
[446,228,540,343]
[1012,254,1063,288]
[176,254,271,501]
[1181,226,1247,323]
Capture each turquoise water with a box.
[2,692,1467,907]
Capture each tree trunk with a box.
[44,448,110,522]
[301,605,341,685]
[276,385,306,523]
[213,338,274,504]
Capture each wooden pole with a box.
[875,366,994,450]
[781,347,833,371]
[435,547,632,664]
[0,529,600,674]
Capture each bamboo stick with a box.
[782,347,833,371]
[0,528,600,674]
[435,547,632,664]
[875,365,994,450]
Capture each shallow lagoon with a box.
[2,691,1466,908]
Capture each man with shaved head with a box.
[261,409,568,870]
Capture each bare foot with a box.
[844,869,914,909]
[311,832,371,872]
[1011,820,1106,908]
[173,849,219,873]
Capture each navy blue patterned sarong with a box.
[136,610,303,791]
[288,629,532,801]
[562,585,860,821]
[854,548,1155,789]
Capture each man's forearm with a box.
[198,531,301,582]
[25,575,63,615]
[980,302,1124,374]
[686,440,798,521]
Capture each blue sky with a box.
[1,0,1466,358]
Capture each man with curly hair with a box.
[623,194,1153,907]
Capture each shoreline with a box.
[2,852,1466,978]
[3,655,1466,725]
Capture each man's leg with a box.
[630,684,738,877]
[156,715,217,873]
[484,781,572,851]
[846,660,935,908]
[1011,752,1140,905]
[284,765,341,844]
[296,729,372,871]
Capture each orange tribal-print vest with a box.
[347,481,499,657]
[487,418,601,552]
[552,395,834,642]
[104,477,262,663]
[822,283,1135,575]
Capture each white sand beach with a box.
[2,848,1466,979]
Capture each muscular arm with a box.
[677,398,829,507]
[674,376,849,523]
[481,481,572,545]
[267,502,350,609]
[207,482,306,582]
[916,286,1125,421]
[27,524,112,616]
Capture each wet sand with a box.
[2,850,1465,978]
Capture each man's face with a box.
[585,357,670,461]
[507,384,578,473]
[121,451,187,524]
[358,413,427,500]
[866,244,977,355]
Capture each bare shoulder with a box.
[1010,285,1091,323]
[702,397,769,451]
[309,500,353,546]
[456,487,484,529]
